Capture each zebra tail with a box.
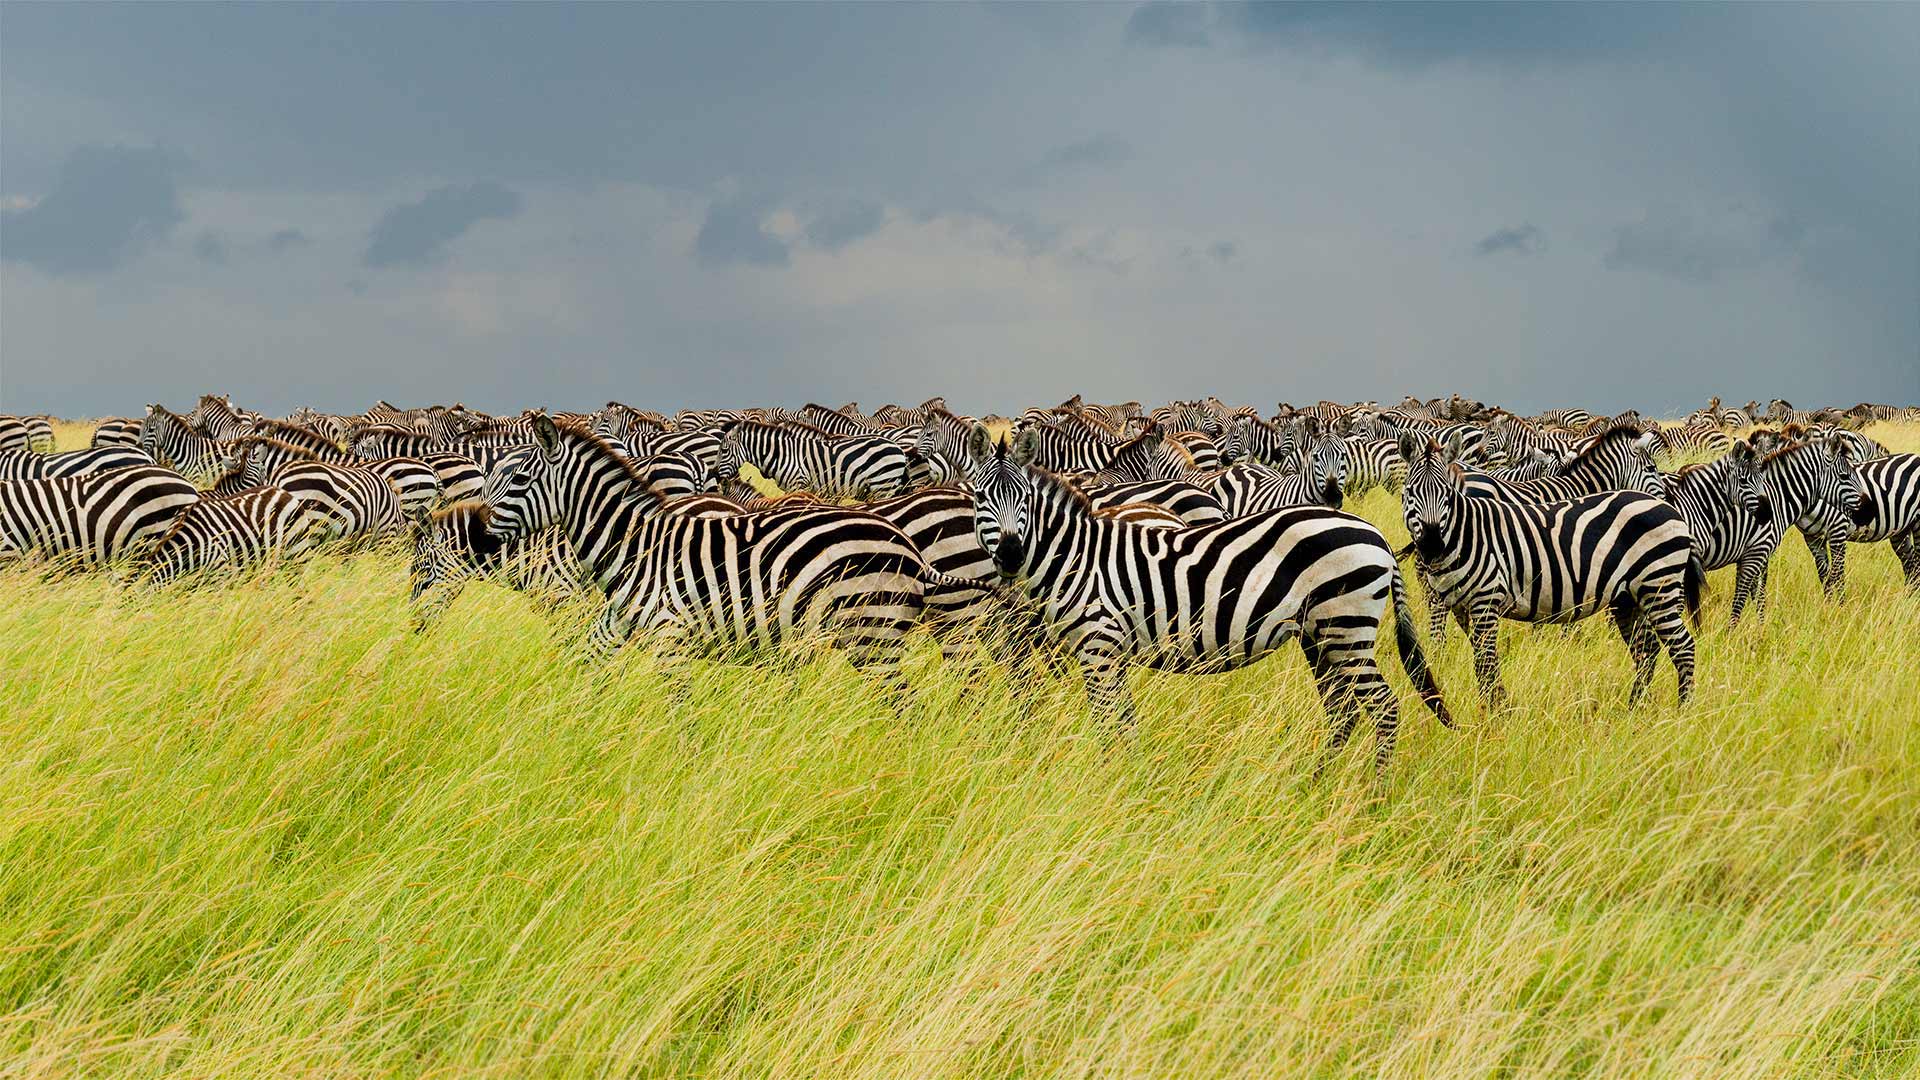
[1683,551,1705,631]
[1389,565,1454,728]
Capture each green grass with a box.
[2,422,1916,1077]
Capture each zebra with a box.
[406,500,588,629]
[0,466,200,565]
[1398,433,1702,707]
[1411,424,1666,640]
[963,423,1451,770]
[183,395,256,441]
[1209,459,1343,518]
[1079,429,1205,486]
[0,417,35,454]
[141,488,334,585]
[272,461,409,542]
[1147,399,1227,438]
[1842,453,1919,590]
[138,405,225,483]
[226,436,441,515]
[715,419,910,500]
[1659,449,1776,625]
[1648,421,1735,465]
[90,418,143,449]
[1014,411,1132,475]
[1,446,154,480]
[483,416,935,674]
[1341,437,1407,497]
[1077,479,1227,525]
[1,415,57,454]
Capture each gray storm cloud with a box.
[1,3,1915,416]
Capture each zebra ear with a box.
[531,412,561,456]
[1301,415,1320,439]
[1010,426,1042,466]
[966,422,995,461]
[1439,426,1467,461]
[1395,429,1424,463]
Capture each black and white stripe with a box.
[142,488,333,584]
[1,446,154,480]
[485,416,934,671]
[966,424,1451,770]
[716,420,910,500]
[1400,436,1702,706]
[407,500,588,628]
[0,466,200,565]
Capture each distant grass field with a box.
[2,420,1916,1077]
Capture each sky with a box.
[2,2,1916,418]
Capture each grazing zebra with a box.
[1648,421,1734,465]
[1399,434,1702,706]
[963,424,1450,769]
[0,466,199,565]
[273,461,408,542]
[1843,453,1919,589]
[0,446,153,480]
[225,435,440,515]
[138,405,225,482]
[716,420,910,500]
[90,418,143,449]
[1341,437,1406,497]
[1079,429,1204,486]
[141,488,333,584]
[406,501,588,629]
[484,416,935,673]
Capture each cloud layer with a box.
[2,4,1915,415]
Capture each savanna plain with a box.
[2,418,1916,1078]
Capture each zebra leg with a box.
[1729,553,1768,628]
[1642,589,1697,704]
[1073,620,1135,731]
[1418,563,1449,644]
[1611,599,1658,704]
[1350,663,1403,774]
[584,600,640,662]
[1893,532,1920,590]
[1467,601,1506,707]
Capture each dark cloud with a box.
[1126,2,1213,48]
[268,228,311,252]
[1474,224,1544,257]
[363,181,521,268]
[1043,133,1133,172]
[804,200,885,252]
[694,192,789,267]
[193,230,228,265]
[1603,210,1798,282]
[1215,2,1714,66]
[0,144,184,275]
[1208,240,1237,263]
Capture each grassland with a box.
[2,419,1916,1077]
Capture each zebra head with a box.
[482,443,556,541]
[1818,435,1865,524]
[1294,417,1346,508]
[965,422,1042,576]
[1724,443,1773,525]
[1398,429,1466,558]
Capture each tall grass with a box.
[2,422,1916,1077]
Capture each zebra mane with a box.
[226,435,324,461]
[1551,424,1651,475]
[541,416,681,506]
[145,404,194,430]
[1030,465,1096,514]
[251,417,341,451]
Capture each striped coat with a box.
[967,424,1450,770]
[0,466,199,565]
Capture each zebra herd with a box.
[2,395,1915,771]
